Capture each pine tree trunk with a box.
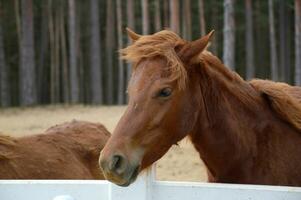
[223,0,235,69]
[163,0,169,28]
[245,0,254,80]
[154,0,162,31]
[77,25,84,103]
[14,0,21,43]
[117,0,124,104]
[19,0,36,106]
[127,0,135,31]
[49,0,56,104]
[279,0,290,82]
[199,0,206,35]
[89,0,102,104]
[105,0,114,104]
[0,2,9,107]
[68,0,79,103]
[295,0,301,85]
[183,0,192,40]
[54,6,60,103]
[37,3,49,103]
[211,0,218,55]
[60,3,69,103]
[170,0,179,34]
[268,0,278,81]
[126,0,135,94]
[142,0,149,34]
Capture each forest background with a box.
[0,0,300,107]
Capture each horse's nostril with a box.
[109,154,123,172]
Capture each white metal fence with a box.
[1,167,301,200]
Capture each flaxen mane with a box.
[120,30,187,89]
[250,79,301,131]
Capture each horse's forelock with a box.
[120,30,187,90]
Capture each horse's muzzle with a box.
[99,153,140,186]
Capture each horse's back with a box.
[0,121,110,179]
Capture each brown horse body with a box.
[100,29,301,187]
[0,120,110,179]
[189,53,301,185]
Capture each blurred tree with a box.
[210,0,218,55]
[105,0,114,104]
[48,0,55,103]
[126,0,135,91]
[60,2,69,103]
[245,0,254,80]
[163,0,169,28]
[295,0,301,85]
[68,0,79,103]
[183,0,192,40]
[223,0,235,69]
[182,0,191,40]
[170,0,179,34]
[154,0,162,31]
[199,0,206,36]
[55,2,61,103]
[19,0,37,106]
[0,0,299,107]
[253,0,270,79]
[279,0,290,82]
[38,2,49,103]
[50,0,60,104]
[268,0,278,81]
[76,1,85,103]
[0,1,9,107]
[89,0,103,104]
[117,0,125,104]
[142,0,149,34]
[14,0,21,43]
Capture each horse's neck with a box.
[189,59,266,182]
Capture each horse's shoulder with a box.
[249,79,301,131]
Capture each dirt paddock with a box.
[0,105,207,182]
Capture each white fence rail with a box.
[1,168,301,200]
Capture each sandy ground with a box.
[0,105,207,182]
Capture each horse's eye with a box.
[158,88,172,98]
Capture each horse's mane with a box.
[120,30,247,91]
[0,135,16,146]
[0,135,16,161]
[250,79,301,131]
[200,52,301,131]
[199,51,244,83]
[120,30,187,89]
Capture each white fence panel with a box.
[153,181,301,200]
[1,168,301,200]
[0,180,109,200]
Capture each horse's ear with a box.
[177,30,214,63]
[126,27,141,42]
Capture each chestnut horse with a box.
[0,120,110,179]
[99,29,301,187]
